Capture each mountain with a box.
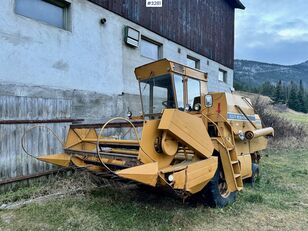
[234,60,308,87]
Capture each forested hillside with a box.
[234,60,308,113]
[234,60,308,87]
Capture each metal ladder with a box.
[221,118,243,191]
[203,112,243,191]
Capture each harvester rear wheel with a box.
[198,165,236,207]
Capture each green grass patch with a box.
[281,112,308,126]
[0,185,43,204]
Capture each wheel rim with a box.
[218,171,230,198]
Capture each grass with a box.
[281,112,308,127]
[0,148,308,231]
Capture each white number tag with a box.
[146,0,163,7]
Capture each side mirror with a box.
[205,95,213,108]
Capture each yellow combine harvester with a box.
[32,59,273,207]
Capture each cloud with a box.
[235,0,308,64]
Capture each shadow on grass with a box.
[85,184,202,229]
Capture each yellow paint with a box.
[37,153,71,167]
[135,59,207,82]
[172,157,218,194]
[159,109,214,158]
[138,120,174,168]
[161,131,178,156]
[116,162,159,186]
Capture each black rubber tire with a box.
[198,165,237,208]
[247,163,260,187]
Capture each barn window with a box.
[140,37,161,60]
[187,56,200,69]
[219,69,228,83]
[15,0,71,30]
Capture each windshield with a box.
[140,74,175,115]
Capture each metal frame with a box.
[0,118,83,125]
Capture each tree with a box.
[260,81,275,97]
[273,80,283,103]
[305,94,308,113]
[233,80,247,91]
[297,80,307,113]
[281,83,288,103]
[287,81,300,111]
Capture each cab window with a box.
[187,78,201,107]
[174,74,184,110]
[140,74,175,115]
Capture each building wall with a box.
[0,0,233,121]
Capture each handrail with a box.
[216,113,236,149]
[201,111,228,147]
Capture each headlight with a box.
[194,103,201,111]
[184,104,191,111]
[167,174,174,182]
[127,111,132,118]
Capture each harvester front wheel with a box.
[247,163,260,187]
[199,166,236,207]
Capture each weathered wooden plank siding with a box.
[89,0,235,68]
[0,96,72,181]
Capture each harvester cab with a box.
[136,59,208,118]
[25,59,274,207]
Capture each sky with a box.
[235,0,308,65]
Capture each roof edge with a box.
[233,0,245,9]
